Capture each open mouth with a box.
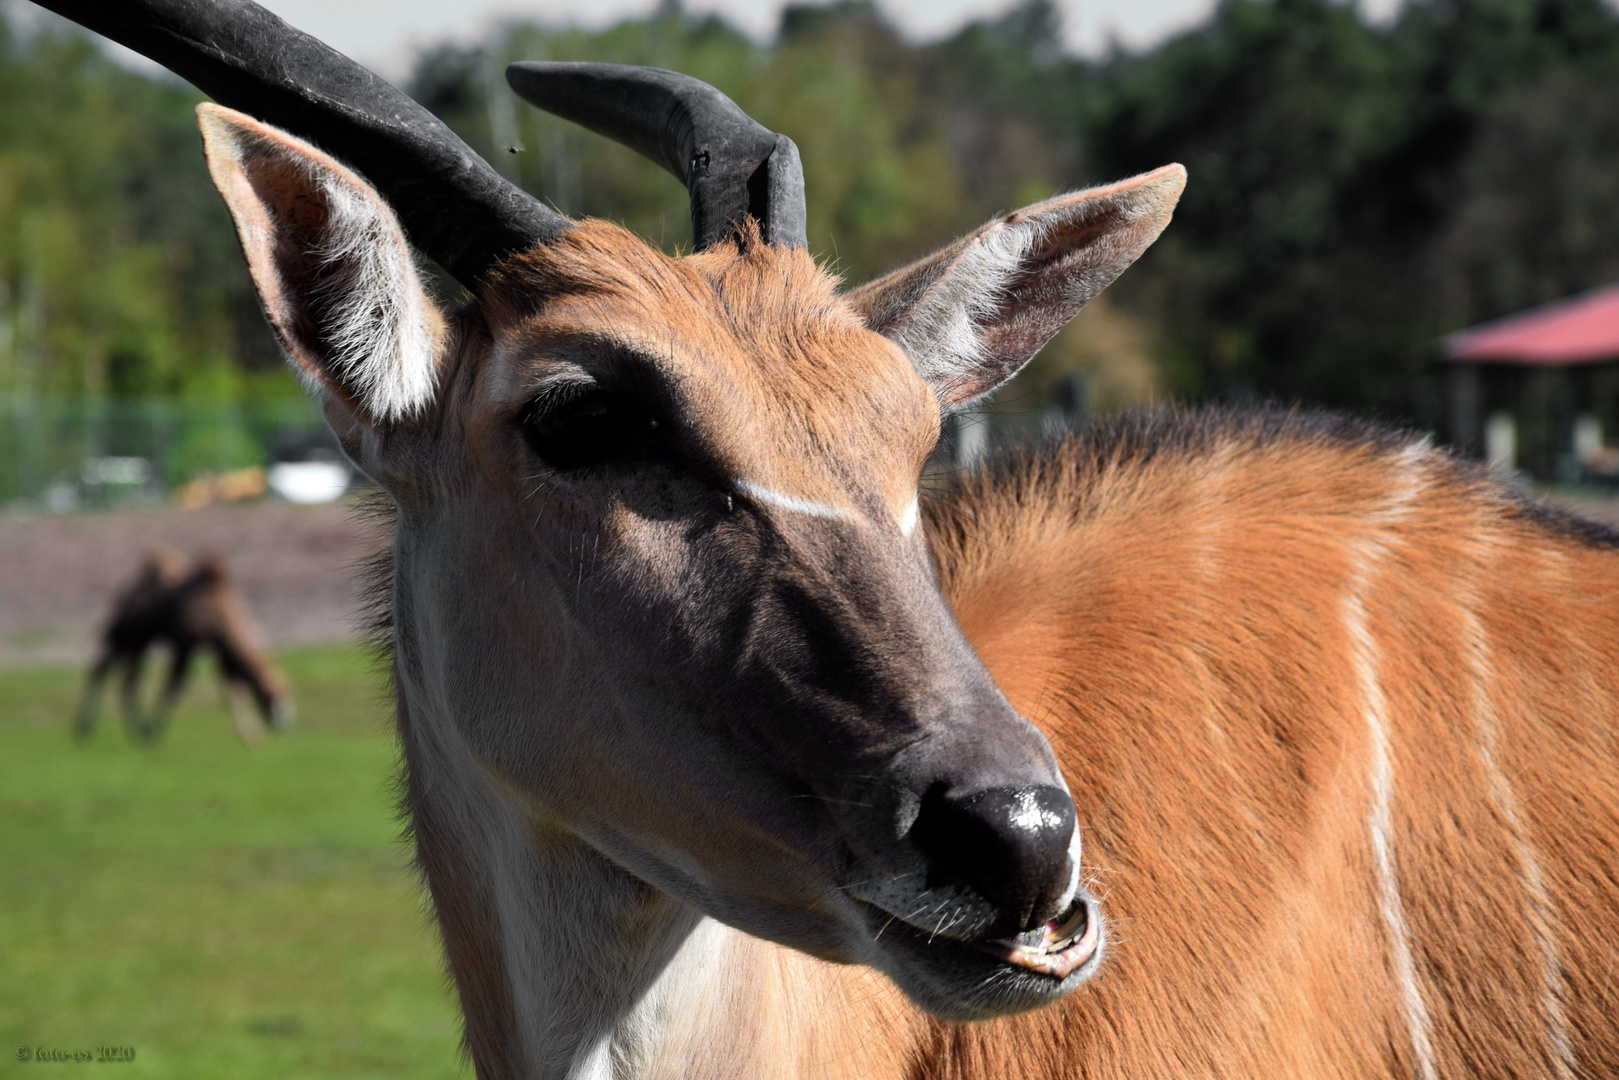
[976,897,1099,979]
[855,888,1103,1020]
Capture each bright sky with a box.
[12,0,1405,80]
[246,0,1241,74]
[17,0,1405,81]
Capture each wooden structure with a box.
[1446,283,1619,478]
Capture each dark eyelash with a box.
[527,380,595,414]
[519,384,663,471]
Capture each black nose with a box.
[911,783,1076,933]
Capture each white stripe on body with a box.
[1460,569,1576,1080]
[1343,447,1439,1080]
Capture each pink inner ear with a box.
[200,103,443,425]
[242,159,362,411]
[243,151,333,236]
[201,103,434,418]
[202,118,355,408]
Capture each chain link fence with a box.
[0,395,329,511]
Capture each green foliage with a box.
[409,2,1074,284]
[1438,70,1619,321]
[0,15,284,398]
[1084,0,1619,418]
[5,0,1619,425]
[0,644,466,1079]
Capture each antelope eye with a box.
[521,388,662,470]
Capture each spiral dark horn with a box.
[506,62,808,251]
[33,0,573,287]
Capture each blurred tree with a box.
[11,0,1619,429]
[1085,0,1619,422]
[409,2,1083,283]
[0,12,284,397]
[1437,71,1619,323]
[1086,0,1412,408]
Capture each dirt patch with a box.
[7,486,1617,671]
[0,498,388,668]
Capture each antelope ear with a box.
[197,103,445,427]
[847,165,1185,410]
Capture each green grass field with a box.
[0,644,468,1079]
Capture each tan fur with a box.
[627,927,920,1080]
[476,219,938,519]
[473,407,1618,1080]
[386,230,1619,1079]
[905,414,1619,1078]
[406,402,1619,1078]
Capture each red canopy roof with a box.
[1445,282,1619,365]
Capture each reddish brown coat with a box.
[894,413,1617,1078]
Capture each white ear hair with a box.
[198,103,443,425]
[883,219,1047,402]
[313,177,440,422]
[849,165,1185,409]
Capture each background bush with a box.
[4,0,1618,427]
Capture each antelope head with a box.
[55,0,1182,1028]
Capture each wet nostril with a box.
[910,783,1076,932]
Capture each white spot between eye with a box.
[733,479,858,522]
[899,494,920,536]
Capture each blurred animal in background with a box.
[74,549,294,744]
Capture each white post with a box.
[1485,411,1517,474]
[955,413,988,469]
[1574,414,1602,464]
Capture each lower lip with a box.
[979,902,1100,979]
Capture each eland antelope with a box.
[45,1,1619,1077]
[75,548,293,743]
